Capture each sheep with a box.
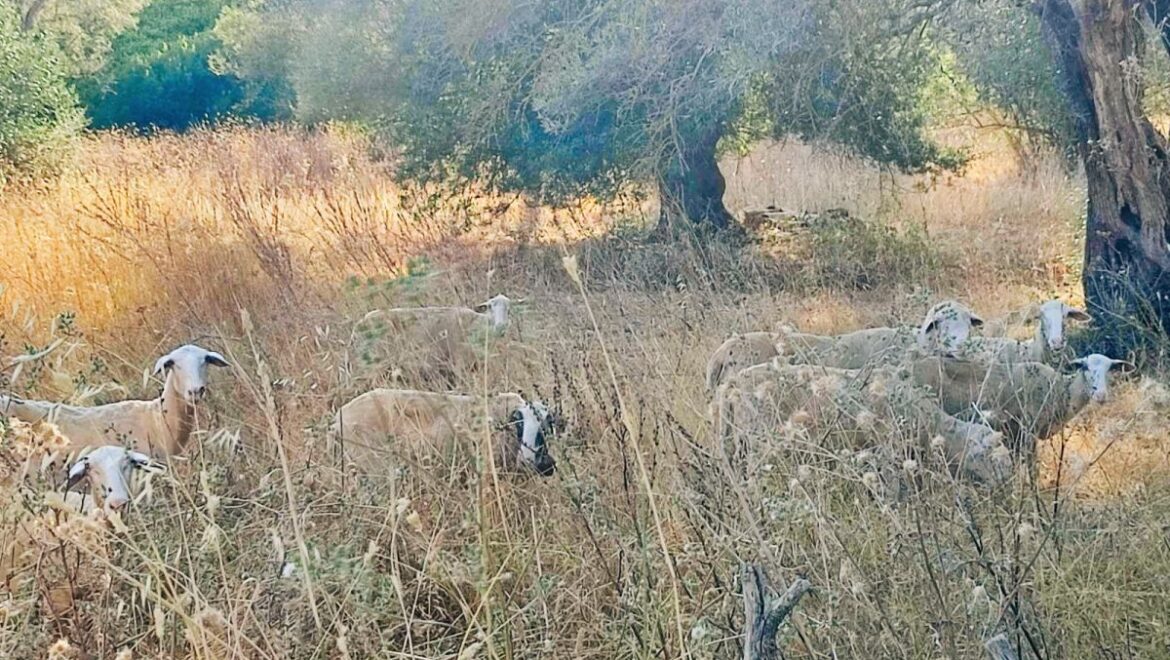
[1,445,163,606]
[330,389,556,477]
[907,353,1134,458]
[367,294,525,386]
[958,299,1091,365]
[704,300,984,392]
[0,344,230,458]
[62,445,167,513]
[713,359,1012,486]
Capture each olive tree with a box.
[220,0,960,229]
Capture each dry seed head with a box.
[862,472,880,489]
[395,497,411,516]
[797,465,813,482]
[1017,522,1036,543]
[195,607,227,632]
[789,409,811,427]
[201,523,222,553]
[930,435,946,451]
[405,511,423,532]
[363,540,379,565]
[48,638,76,660]
[114,650,133,660]
[154,605,166,643]
[902,459,919,474]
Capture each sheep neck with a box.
[156,371,197,456]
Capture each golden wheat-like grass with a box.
[1,126,1167,659]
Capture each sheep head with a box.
[65,446,166,513]
[153,344,231,404]
[475,294,522,331]
[1031,300,1091,351]
[1069,354,1135,404]
[916,300,984,354]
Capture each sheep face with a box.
[508,400,556,476]
[1034,300,1091,351]
[918,301,984,353]
[475,294,524,331]
[65,446,165,512]
[1071,354,1135,403]
[153,345,231,404]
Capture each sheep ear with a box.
[1065,307,1092,322]
[1068,358,1088,372]
[65,459,89,492]
[1023,304,1042,322]
[129,451,166,474]
[153,355,174,376]
[205,352,230,368]
[474,301,490,312]
[512,297,527,306]
[969,313,985,327]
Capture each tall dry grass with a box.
[1,125,1168,659]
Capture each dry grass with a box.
[1,125,1168,659]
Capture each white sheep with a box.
[704,300,984,393]
[907,353,1134,456]
[713,359,1011,485]
[958,299,1091,365]
[330,389,556,476]
[0,344,230,457]
[366,294,525,386]
[62,445,167,513]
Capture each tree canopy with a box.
[217,0,963,227]
[0,3,83,181]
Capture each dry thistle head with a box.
[47,638,76,660]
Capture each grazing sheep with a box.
[330,389,556,476]
[959,299,1091,365]
[0,344,230,457]
[704,300,984,392]
[714,360,1011,485]
[907,353,1134,456]
[63,445,166,513]
[368,294,525,386]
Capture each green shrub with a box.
[0,7,84,183]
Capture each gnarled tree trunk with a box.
[1039,0,1170,351]
[657,127,735,232]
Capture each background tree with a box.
[0,3,84,182]
[75,0,284,130]
[15,0,147,76]
[218,0,961,230]
[1034,0,1170,349]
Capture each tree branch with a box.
[984,633,1020,660]
[741,563,812,660]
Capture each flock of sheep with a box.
[708,299,1132,486]
[0,290,1135,598]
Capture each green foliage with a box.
[219,0,961,224]
[20,0,148,76]
[75,0,283,130]
[209,3,295,119]
[0,5,84,182]
[941,0,1076,152]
